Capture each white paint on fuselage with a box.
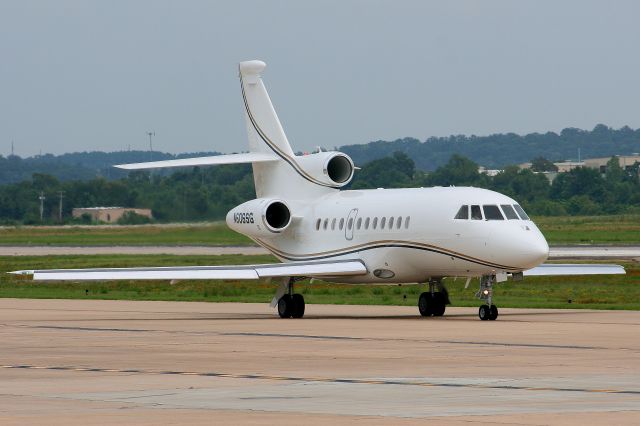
[256,186,549,283]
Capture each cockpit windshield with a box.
[454,203,530,221]
[482,205,504,220]
[513,204,530,220]
[500,204,519,220]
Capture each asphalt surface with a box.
[1,299,639,425]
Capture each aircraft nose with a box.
[529,235,550,265]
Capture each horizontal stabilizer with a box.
[10,259,368,281]
[115,152,279,170]
[523,263,625,276]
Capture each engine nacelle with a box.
[295,152,355,187]
[226,198,292,238]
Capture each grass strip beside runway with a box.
[1,214,639,246]
[1,255,639,310]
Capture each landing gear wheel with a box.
[277,294,292,318]
[291,294,305,318]
[478,304,491,321]
[489,304,498,321]
[432,292,446,317]
[418,292,433,316]
[419,292,446,317]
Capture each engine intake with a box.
[264,201,291,231]
[227,198,292,238]
[295,151,355,187]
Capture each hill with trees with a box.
[2,124,639,185]
[340,124,640,170]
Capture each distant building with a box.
[72,207,153,223]
[519,154,640,182]
[583,155,640,174]
[478,166,502,177]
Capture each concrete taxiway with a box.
[0,299,639,425]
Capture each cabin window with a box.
[380,217,386,229]
[331,218,336,230]
[323,218,329,229]
[348,218,353,230]
[513,204,530,220]
[483,205,504,220]
[356,217,362,230]
[339,218,344,230]
[389,217,394,229]
[364,217,370,229]
[316,218,321,230]
[500,204,519,220]
[396,216,402,229]
[372,217,378,229]
[454,205,469,219]
[471,205,483,220]
[405,216,410,228]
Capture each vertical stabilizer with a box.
[239,60,335,199]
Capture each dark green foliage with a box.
[117,211,152,225]
[340,125,640,170]
[531,157,558,172]
[0,165,255,224]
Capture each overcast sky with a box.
[1,0,639,157]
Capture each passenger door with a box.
[345,208,358,241]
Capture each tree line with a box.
[0,152,638,225]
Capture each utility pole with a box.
[147,131,155,162]
[58,191,65,222]
[38,192,46,222]
[11,140,14,156]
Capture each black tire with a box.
[418,292,432,316]
[489,305,498,321]
[432,292,446,317]
[478,304,490,321]
[291,294,305,318]
[277,294,292,318]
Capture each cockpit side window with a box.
[513,204,530,220]
[470,205,483,220]
[501,204,519,220]
[454,205,469,219]
[483,205,504,220]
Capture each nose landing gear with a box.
[477,275,498,320]
[418,279,450,317]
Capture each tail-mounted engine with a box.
[226,198,292,238]
[295,152,355,188]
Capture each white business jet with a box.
[12,60,625,320]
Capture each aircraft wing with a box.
[523,263,625,276]
[115,152,279,170]
[10,259,368,281]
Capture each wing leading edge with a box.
[523,263,625,276]
[10,259,368,281]
[114,152,279,171]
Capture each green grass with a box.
[534,214,640,244]
[1,255,638,310]
[1,215,639,246]
[0,223,253,246]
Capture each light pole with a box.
[58,191,65,222]
[38,192,46,222]
[147,131,155,162]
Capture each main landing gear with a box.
[276,278,305,319]
[418,279,450,317]
[477,275,499,321]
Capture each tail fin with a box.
[239,60,333,198]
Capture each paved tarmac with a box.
[2,244,640,259]
[0,299,639,425]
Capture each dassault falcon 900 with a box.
[11,60,625,321]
